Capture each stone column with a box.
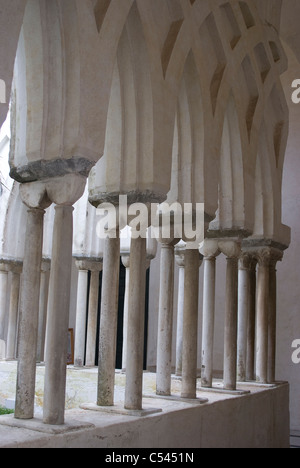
[175,249,185,376]
[121,255,130,372]
[0,262,9,339]
[219,240,241,391]
[15,208,46,419]
[86,263,102,367]
[125,234,147,411]
[156,239,177,396]
[237,252,252,382]
[181,249,202,400]
[74,261,89,368]
[43,205,74,425]
[97,234,120,406]
[6,263,22,360]
[268,249,282,383]
[200,239,220,388]
[255,248,271,384]
[246,258,257,381]
[36,259,51,363]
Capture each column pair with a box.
[200,239,241,391]
[74,259,102,368]
[254,247,282,384]
[174,245,202,398]
[15,174,86,425]
[237,252,257,382]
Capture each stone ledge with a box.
[0,414,95,435]
[80,402,162,418]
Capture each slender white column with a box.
[268,249,282,383]
[219,240,240,391]
[74,263,89,367]
[246,259,257,381]
[256,248,271,384]
[36,260,51,363]
[237,252,252,382]
[175,250,185,376]
[43,205,74,425]
[86,265,102,367]
[181,249,202,400]
[156,241,176,396]
[121,255,130,372]
[200,240,219,388]
[125,235,147,410]
[97,235,120,406]
[6,264,22,360]
[15,208,45,420]
[0,263,9,339]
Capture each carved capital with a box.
[239,251,256,271]
[218,239,241,259]
[255,248,273,267]
[199,239,220,259]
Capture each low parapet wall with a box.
[0,373,290,448]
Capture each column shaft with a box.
[97,236,120,406]
[223,257,238,391]
[256,255,270,384]
[125,236,147,411]
[201,256,216,388]
[246,263,256,381]
[0,267,8,339]
[175,266,185,376]
[121,256,130,371]
[43,205,74,425]
[37,262,50,363]
[6,271,21,360]
[237,256,251,382]
[74,268,89,367]
[86,270,100,367]
[268,263,277,383]
[15,208,45,420]
[181,250,200,399]
[156,244,175,396]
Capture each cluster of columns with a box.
[73,219,155,413]
[156,237,283,402]
[12,174,86,425]
[1,200,284,423]
[0,258,51,363]
[74,259,103,368]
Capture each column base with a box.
[0,413,94,434]
[147,394,208,405]
[80,402,162,418]
[199,381,250,395]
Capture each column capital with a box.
[75,258,103,271]
[121,255,130,269]
[238,251,256,271]
[218,239,241,259]
[199,239,220,259]
[0,259,23,274]
[41,258,51,273]
[175,244,186,268]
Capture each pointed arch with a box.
[168,51,206,210]
[90,1,173,205]
[218,93,254,232]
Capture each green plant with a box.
[0,406,14,415]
